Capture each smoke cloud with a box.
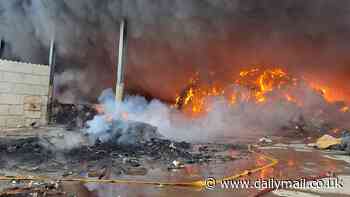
[1,0,350,102]
[86,84,350,143]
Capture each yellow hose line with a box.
[0,150,278,188]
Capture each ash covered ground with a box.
[0,126,248,179]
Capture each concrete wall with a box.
[0,59,50,129]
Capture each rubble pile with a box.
[50,101,97,130]
[0,137,53,168]
[66,137,194,164]
[0,122,248,178]
[67,120,209,165]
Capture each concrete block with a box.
[6,117,25,128]
[13,84,48,95]
[0,94,23,105]
[3,72,25,83]
[0,60,33,74]
[0,105,9,114]
[40,75,50,85]
[0,105,23,115]
[8,105,23,115]
[23,74,42,85]
[13,83,32,95]
[24,95,42,104]
[32,65,50,76]
[0,82,12,93]
[24,111,41,118]
[36,85,49,96]
[0,117,6,127]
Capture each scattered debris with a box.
[51,101,97,130]
[0,127,248,181]
[315,134,341,149]
[0,137,53,168]
[259,137,273,144]
[168,160,184,170]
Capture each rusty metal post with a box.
[47,37,55,124]
[115,19,127,102]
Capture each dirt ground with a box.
[0,127,349,197]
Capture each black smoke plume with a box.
[1,0,350,103]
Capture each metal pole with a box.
[115,19,127,102]
[47,37,55,124]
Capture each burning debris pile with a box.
[49,66,350,144]
[175,68,299,114]
[169,67,350,139]
[175,67,332,115]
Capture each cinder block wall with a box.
[0,59,50,129]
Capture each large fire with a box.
[174,67,347,116]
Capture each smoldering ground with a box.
[1,0,350,103]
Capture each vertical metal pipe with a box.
[49,38,55,66]
[116,19,127,102]
[47,37,55,124]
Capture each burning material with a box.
[236,68,298,103]
[173,66,350,134]
[78,65,350,144]
[175,67,300,116]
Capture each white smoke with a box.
[86,81,350,143]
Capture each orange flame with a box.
[175,67,299,116]
[308,82,343,102]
